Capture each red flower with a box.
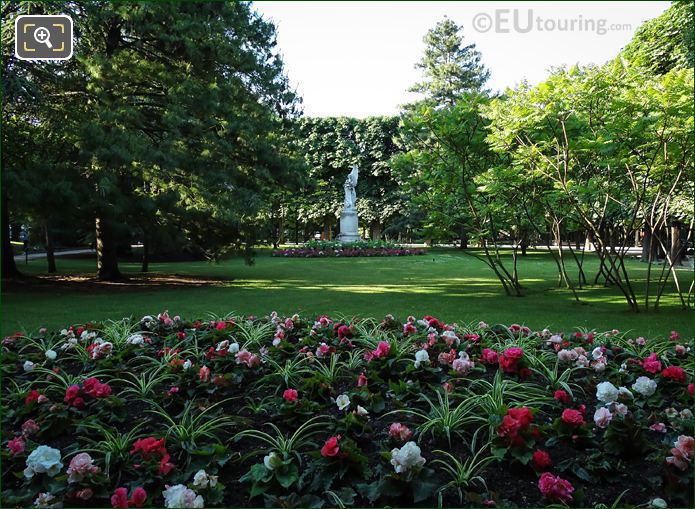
[158,453,175,475]
[553,390,571,404]
[642,353,662,374]
[688,383,694,398]
[357,372,368,387]
[532,450,552,471]
[130,487,147,508]
[24,389,40,406]
[561,408,585,426]
[110,488,129,509]
[199,365,211,382]
[337,325,351,339]
[83,377,99,394]
[499,355,518,373]
[93,382,112,398]
[64,384,80,403]
[661,365,686,383]
[538,472,574,503]
[283,388,299,403]
[130,437,167,459]
[508,407,534,428]
[71,397,85,409]
[320,435,341,457]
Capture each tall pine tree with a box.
[409,17,489,105]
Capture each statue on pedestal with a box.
[337,164,361,243]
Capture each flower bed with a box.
[2,313,693,508]
[272,240,426,257]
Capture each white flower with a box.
[183,359,193,370]
[413,349,430,368]
[355,405,369,417]
[632,376,658,397]
[263,451,282,470]
[215,340,229,351]
[336,394,350,411]
[591,347,604,360]
[126,334,145,346]
[650,498,668,508]
[162,484,204,508]
[618,386,633,399]
[390,441,426,473]
[680,409,693,419]
[575,355,590,368]
[24,361,36,372]
[596,381,619,404]
[557,349,577,362]
[192,469,217,489]
[33,493,61,508]
[441,330,459,345]
[45,350,57,361]
[594,407,613,428]
[229,342,240,354]
[24,445,63,478]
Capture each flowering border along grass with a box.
[2,312,693,508]
[272,240,426,257]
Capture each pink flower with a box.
[538,472,574,503]
[532,450,552,471]
[357,372,368,387]
[670,330,680,341]
[21,419,40,436]
[235,350,261,368]
[593,407,612,428]
[666,435,693,470]
[374,341,390,358]
[320,435,341,457]
[7,436,25,456]
[67,452,100,483]
[438,349,457,365]
[388,422,413,441]
[642,353,662,374]
[504,347,524,359]
[283,388,299,403]
[649,422,666,433]
[661,365,686,383]
[111,488,129,509]
[75,488,93,500]
[403,323,417,335]
[480,348,498,364]
[199,365,211,382]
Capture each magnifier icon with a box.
[34,26,52,49]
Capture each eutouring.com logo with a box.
[472,9,632,35]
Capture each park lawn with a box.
[1,248,692,338]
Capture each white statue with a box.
[343,164,358,210]
[338,164,361,243]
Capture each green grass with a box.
[2,249,693,337]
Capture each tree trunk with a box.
[44,223,56,273]
[96,214,122,281]
[459,225,468,249]
[371,222,382,241]
[2,195,19,277]
[670,223,682,266]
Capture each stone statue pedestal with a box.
[337,208,361,243]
